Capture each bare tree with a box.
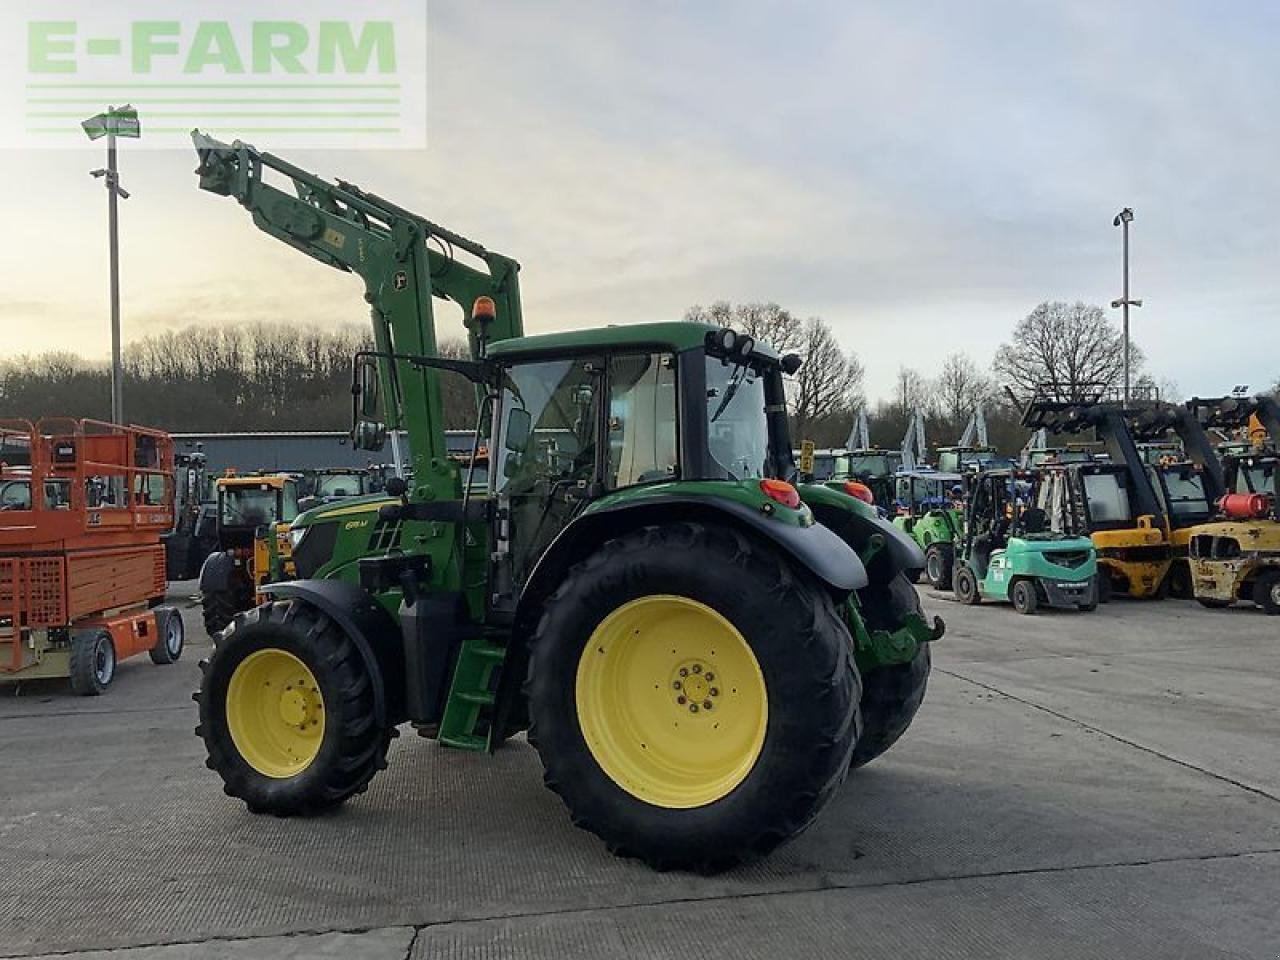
[933,352,993,428]
[685,301,804,354]
[893,366,932,416]
[790,317,865,440]
[995,301,1144,402]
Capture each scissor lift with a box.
[0,419,184,694]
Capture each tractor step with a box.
[437,639,507,752]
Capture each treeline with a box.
[0,323,479,432]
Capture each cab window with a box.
[607,353,677,488]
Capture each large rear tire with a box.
[526,522,861,873]
[196,600,392,816]
[851,643,930,769]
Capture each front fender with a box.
[260,578,405,726]
[800,484,926,576]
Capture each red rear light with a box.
[759,478,801,509]
[843,480,874,504]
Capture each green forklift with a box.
[188,132,943,873]
[952,469,1099,614]
[892,468,965,587]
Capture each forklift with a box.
[187,132,944,872]
[1022,396,1172,599]
[951,468,1099,613]
[1121,400,1225,597]
[1186,396,1280,612]
[892,468,965,587]
[197,472,300,636]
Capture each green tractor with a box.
[952,469,1099,614]
[891,469,965,588]
[189,133,943,873]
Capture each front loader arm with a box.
[192,131,522,490]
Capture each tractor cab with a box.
[952,468,1098,614]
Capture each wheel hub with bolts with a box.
[576,595,768,809]
[672,661,718,712]
[225,648,326,779]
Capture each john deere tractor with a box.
[189,133,942,872]
[951,469,1099,613]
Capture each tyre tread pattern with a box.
[525,522,861,873]
[196,600,391,816]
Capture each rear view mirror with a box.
[357,358,380,418]
[505,408,532,452]
[352,419,387,452]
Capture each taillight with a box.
[759,478,801,509]
[843,480,874,504]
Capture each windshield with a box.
[221,486,279,527]
[315,474,363,498]
[1158,467,1211,525]
[1238,460,1276,495]
[705,356,768,480]
[1082,471,1134,526]
[846,453,900,478]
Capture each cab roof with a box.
[485,322,781,362]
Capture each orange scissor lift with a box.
[0,419,185,694]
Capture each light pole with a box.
[1110,207,1142,405]
[82,105,141,425]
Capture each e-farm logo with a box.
[1,1,427,149]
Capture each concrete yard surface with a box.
[1,585,1278,959]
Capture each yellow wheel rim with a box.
[575,595,768,809]
[226,649,325,779]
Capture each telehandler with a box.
[1122,400,1225,597]
[189,132,942,872]
[198,472,300,636]
[1022,396,1171,599]
[1186,396,1280,612]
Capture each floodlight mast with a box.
[82,105,140,424]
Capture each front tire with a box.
[526,522,861,873]
[851,643,930,768]
[196,600,392,816]
[149,607,185,665]
[924,543,953,589]
[1254,571,1280,615]
[1011,579,1039,615]
[953,564,981,605]
[202,588,246,639]
[69,630,115,696]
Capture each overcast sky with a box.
[1,0,1276,403]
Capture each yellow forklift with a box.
[1022,396,1171,599]
[1186,396,1280,612]
[1122,401,1226,597]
